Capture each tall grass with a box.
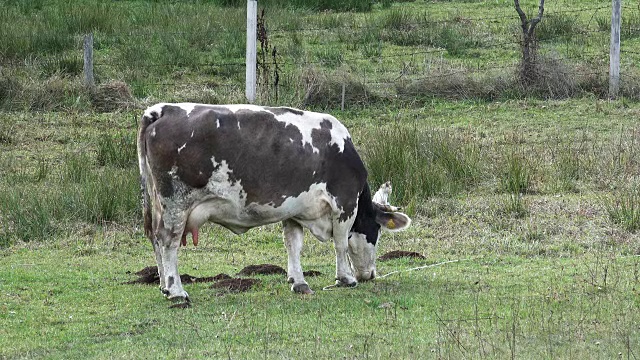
[500,151,532,194]
[96,132,137,168]
[0,189,56,245]
[364,126,483,204]
[0,154,139,246]
[536,13,579,41]
[605,181,640,232]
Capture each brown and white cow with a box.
[137,103,411,302]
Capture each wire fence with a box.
[4,3,637,107]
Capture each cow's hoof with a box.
[168,292,190,302]
[335,277,358,288]
[169,301,192,309]
[162,287,189,302]
[292,283,314,295]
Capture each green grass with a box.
[2,101,640,357]
[2,0,640,357]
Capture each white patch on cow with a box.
[289,138,294,143]
[145,103,200,119]
[151,127,156,137]
[218,104,269,113]
[176,103,197,117]
[190,130,194,138]
[216,119,220,128]
[177,143,186,154]
[143,103,166,120]
[237,121,241,130]
[271,111,350,153]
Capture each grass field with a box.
[2,0,640,358]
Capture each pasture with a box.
[1,0,640,358]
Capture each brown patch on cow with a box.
[303,270,322,277]
[237,264,286,276]
[378,250,426,261]
[211,278,260,293]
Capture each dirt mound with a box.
[238,264,286,276]
[125,266,230,285]
[211,278,261,293]
[378,250,426,261]
[303,270,322,277]
[125,266,160,284]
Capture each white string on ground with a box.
[377,258,470,279]
[322,258,473,290]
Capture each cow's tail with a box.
[138,107,161,240]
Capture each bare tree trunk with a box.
[514,0,545,86]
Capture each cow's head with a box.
[348,182,411,282]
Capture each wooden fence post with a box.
[609,0,621,99]
[246,0,257,104]
[83,33,95,90]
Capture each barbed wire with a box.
[95,61,245,68]
[142,82,240,88]
[270,5,611,33]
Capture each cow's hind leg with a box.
[156,226,189,302]
[150,206,166,291]
[282,220,313,294]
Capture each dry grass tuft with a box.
[301,67,379,108]
[91,80,135,113]
[29,75,82,111]
[395,69,512,101]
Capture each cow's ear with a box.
[374,205,411,232]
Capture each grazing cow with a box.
[137,103,411,302]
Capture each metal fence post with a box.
[609,0,621,99]
[246,0,257,104]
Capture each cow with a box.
[137,103,411,302]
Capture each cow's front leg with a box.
[282,220,313,294]
[156,227,189,302]
[332,219,357,287]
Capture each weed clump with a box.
[605,181,640,232]
[364,126,483,203]
[301,67,379,108]
[96,131,137,168]
[396,70,512,101]
[91,80,135,113]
